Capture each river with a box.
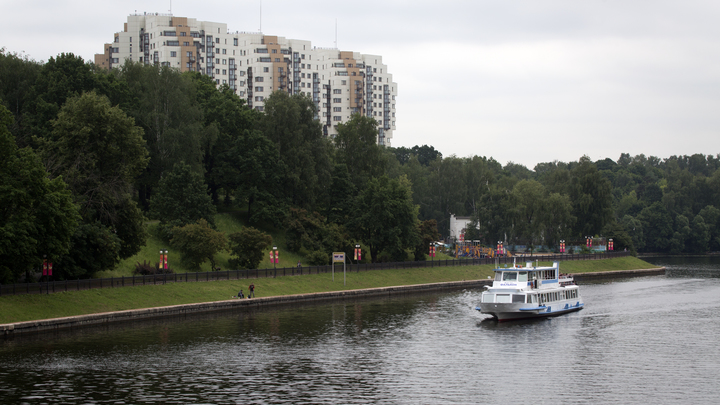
[1,257,719,404]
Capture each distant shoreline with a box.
[1,267,664,336]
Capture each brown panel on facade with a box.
[124,23,128,32]
[263,37,286,93]
[173,17,189,27]
[93,43,113,70]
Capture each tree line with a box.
[2,49,719,283]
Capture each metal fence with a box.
[0,251,630,296]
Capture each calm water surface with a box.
[2,257,720,404]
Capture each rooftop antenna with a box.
[260,0,262,32]
[169,0,172,14]
[334,18,338,49]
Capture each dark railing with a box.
[0,252,630,296]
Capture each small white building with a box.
[449,214,474,242]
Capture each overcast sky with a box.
[3,0,719,169]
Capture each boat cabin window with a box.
[512,294,524,303]
[518,272,528,282]
[494,272,502,281]
[496,294,511,303]
[502,272,517,281]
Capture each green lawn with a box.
[0,256,657,324]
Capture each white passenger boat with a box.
[476,261,583,321]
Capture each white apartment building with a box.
[95,13,397,145]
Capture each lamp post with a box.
[429,242,435,267]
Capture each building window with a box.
[264,67,269,72]
[170,51,177,57]
[333,107,342,112]
[223,49,227,54]
[333,98,341,103]
[234,38,238,46]
[255,77,264,82]
[272,49,277,53]
[255,86,264,92]
[223,69,227,75]
[216,69,220,74]
[333,89,342,94]
[216,38,220,43]
[341,80,347,85]
[183,42,190,46]
[333,116,342,121]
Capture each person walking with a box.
[249,283,255,298]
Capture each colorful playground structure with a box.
[454,240,512,259]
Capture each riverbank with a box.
[1,257,660,334]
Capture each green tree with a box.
[349,175,420,262]
[509,180,546,245]
[171,219,227,271]
[698,205,720,251]
[637,202,673,252]
[334,114,386,189]
[119,63,205,208]
[0,48,41,145]
[541,192,575,249]
[413,219,441,261]
[262,91,333,210]
[0,105,79,283]
[25,53,100,142]
[44,91,149,257]
[150,162,216,241]
[570,156,614,238]
[326,164,357,224]
[601,221,636,254]
[688,214,710,253]
[220,129,287,225]
[620,215,645,252]
[227,227,273,270]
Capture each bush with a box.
[306,250,329,265]
[133,260,174,275]
[170,219,227,271]
[227,226,272,270]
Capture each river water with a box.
[2,257,720,404]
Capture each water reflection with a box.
[2,261,720,404]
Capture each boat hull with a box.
[477,301,584,322]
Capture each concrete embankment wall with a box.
[1,268,664,336]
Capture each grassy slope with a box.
[0,256,656,324]
[98,211,304,278]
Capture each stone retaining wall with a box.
[1,268,664,336]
